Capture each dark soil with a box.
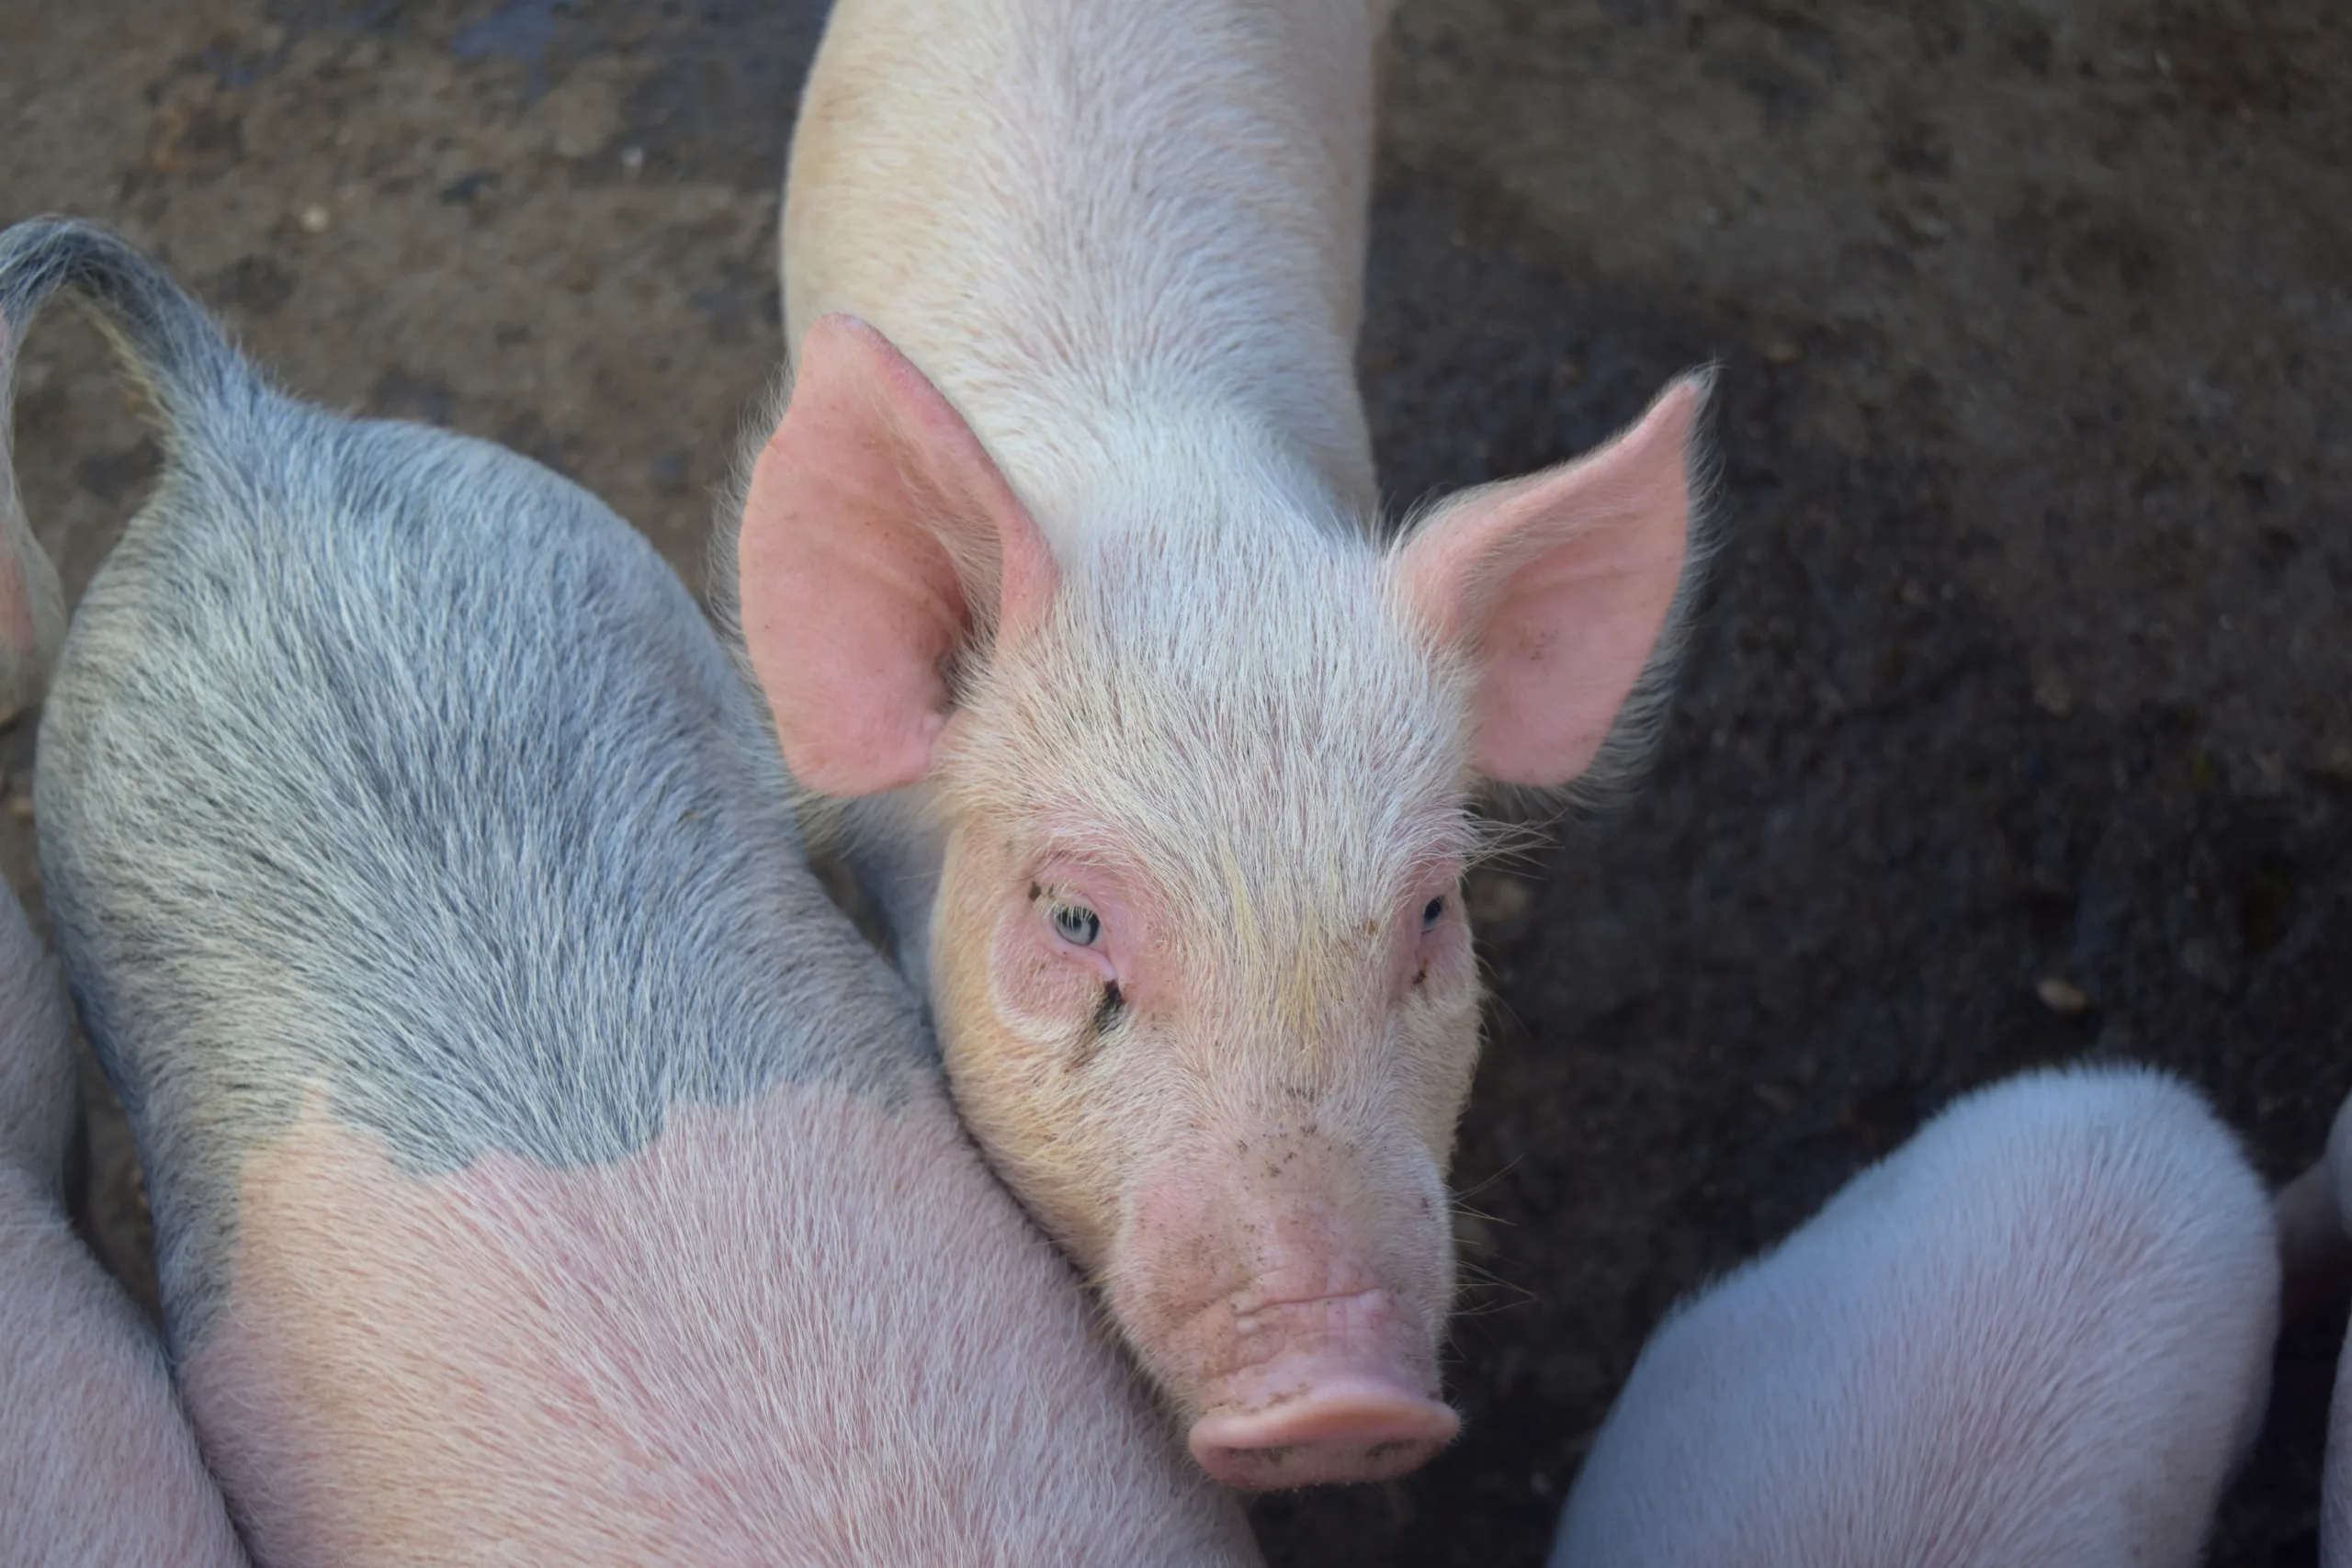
[3,2,2346,1563]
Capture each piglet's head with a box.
[739,315,1709,1490]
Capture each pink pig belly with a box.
[181,1080,1204,1567]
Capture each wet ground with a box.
[3,1,2346,1562]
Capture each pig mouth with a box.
[1176,1287,1460,1490]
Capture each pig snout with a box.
[1184,1289,1460,1488]
[1117,1134,1460,1490]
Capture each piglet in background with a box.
[736,0,1713,1488]
[0,874,246,1568]
[0,218,1259,1567]
[1549,1065,2278,1568]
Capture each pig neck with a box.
[784,0,1386,543]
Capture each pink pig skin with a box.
[186,1084,1257,1567]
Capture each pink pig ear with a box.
[1393,373,1711,787]
[737,314,1058,796]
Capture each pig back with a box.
[36,408,900,1345]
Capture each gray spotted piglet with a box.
[1549,1065,2279,1568]
[0,217,1259,1567]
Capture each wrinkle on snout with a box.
[1226,1288,1409,1365]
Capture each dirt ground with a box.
[3,1,2346,1562]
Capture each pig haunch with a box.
[1548,1065,2279,1568]
[732,0,1715,1487]
[0,216,1259,1566]
[0,869,245,1566]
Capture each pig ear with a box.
[737,314,1057,796]
[1392,373,1711,787]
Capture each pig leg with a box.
[1550,1065,2278,1568]
[0,883,245,1566]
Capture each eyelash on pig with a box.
[1053,903,1102,946]
[1033,882,1103,948]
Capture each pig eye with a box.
[1050,901,1102,948]
[1421,896,1446,930]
